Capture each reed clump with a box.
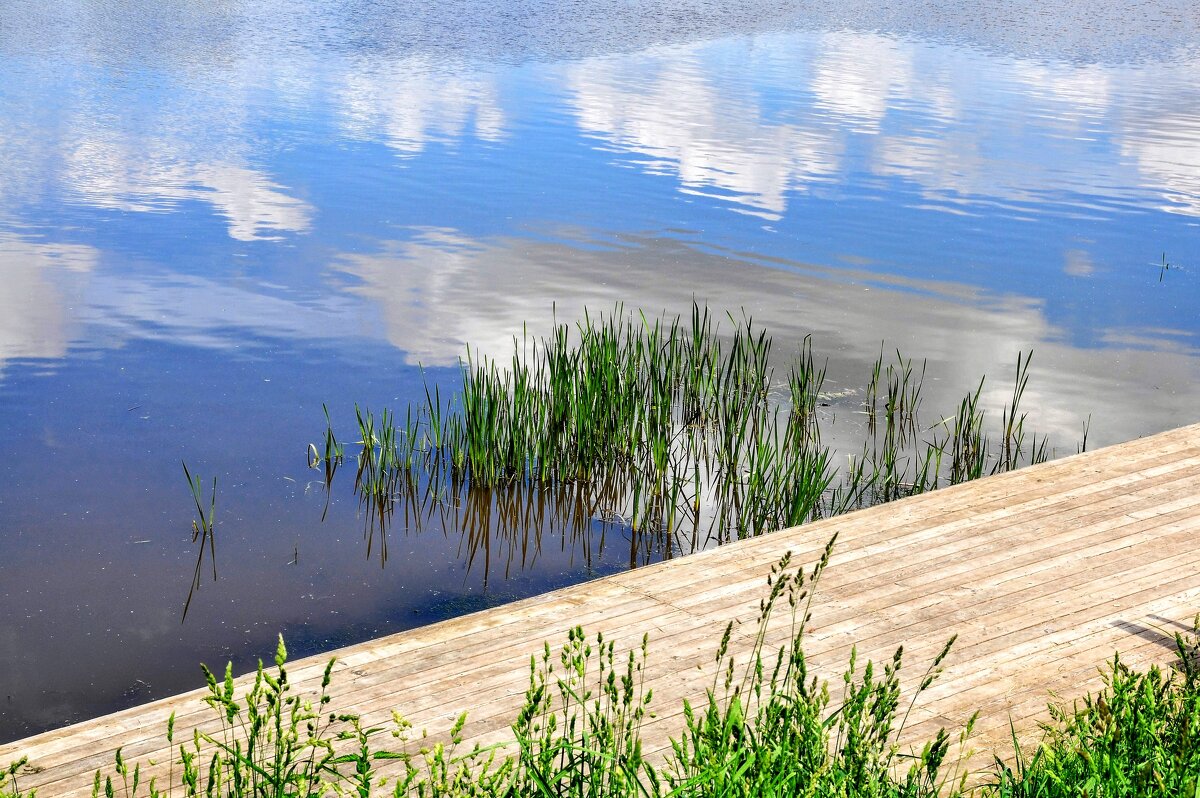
[314,304,1062,558]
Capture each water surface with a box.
[1,0,1198,742]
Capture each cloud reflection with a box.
[335,228,1200,452]
[0,236,95,371]
[337,57,507,155]
[567,48,840,217]
[1122,115,1200,217]
[808,32,919,129]
[63,137,312,241]
[566,31,1200,218]
[3,20,1199,232]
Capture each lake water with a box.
[1,0,1198,742]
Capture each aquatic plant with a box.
[181,461,218,622]
[308,403,344,523]
[311,304,1065,565]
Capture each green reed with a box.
[181,461,217,622]
[311,304,1070,562]
[309,403,344,523]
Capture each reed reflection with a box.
[312,306,1068,582]
[317,415,681,579]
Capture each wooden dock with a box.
[5,422,1200,794]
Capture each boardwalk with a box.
[5,422,1200,794]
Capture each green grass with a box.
[987,629,1200,798]
[312,304,1066,557]
[8,539,1195,798]
[0,760,32,798]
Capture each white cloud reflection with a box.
[565,31,1200,218]
[337,57,507,155]
[3,20,1198,231]
[808,32,919,129]
[335,228,1199,452]
[1122,115,1200,217]
[0,235,95,371]
[63,138,314,241]
[566,46,842,218]
[0,46,511,243]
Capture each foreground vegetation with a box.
[990,631,1200,797]
[4,539,1196,798]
